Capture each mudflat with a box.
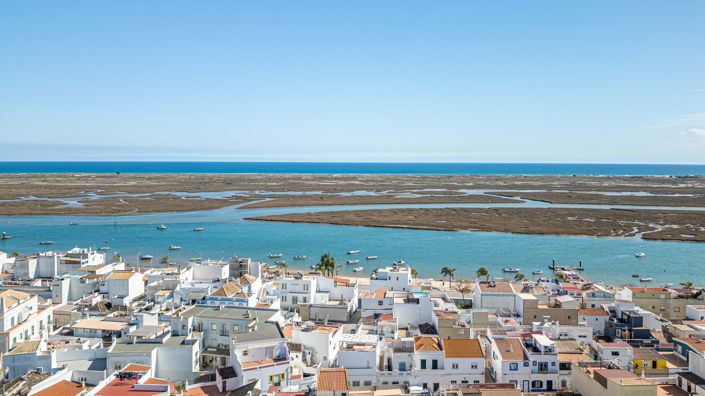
[247,207,705,243]
[0,173,704,216]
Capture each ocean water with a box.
[1,161,705,175]
[1,204,704,286]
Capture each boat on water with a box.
[293,255,307,261]
[502,267,520,273]
[347,250,360,255]
[39,241,54,245]
[366,255,378,260]
[632,274,640,278]
[353,267,364,272]
[269,253,283,258]
[640,277,653,282]
[393,259,405,265]
[0,232,11,240]
[274,260,287,266]
[346,259,359,265]
[98,246,111,251]
[140,255,154,260]
[532,270,544,275]
[169,245,182,251]
[157,225,168,230]
[635,252,646,258]
[193,227,204,232]
[69,221,79,226]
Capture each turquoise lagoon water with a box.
[1,202,704,286]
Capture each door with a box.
[547,380,553,391]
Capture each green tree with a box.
[410,268,419,279]
[555,272,568,281]
[113,252,122,262]
[278,261,288,276]
[320,253,336,276]
[476,266,490,282]
[514,273,526,282]
[454,281,472,302]
[681,280,694,290]
[11,251,20,258]
[160,256,169,264]
[441,266,456,288]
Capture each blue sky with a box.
[1,1,704,163]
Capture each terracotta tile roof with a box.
[374,290,387,298]
[210,281,243,297]
[330,276,352,284]
[317,368,349,392]
[183,385,227,396]
[122,364,151,372]
[239,274,257,285]
[494,338,525,361]
[628,287,669,294]
[95,377,164,396]
[442,338,483,358]
[34,380,84,396]
[579,308,609,316]
[675,338,705,352]
[414,336,441,352]
[379,313,395,321]
[282,324,293,339]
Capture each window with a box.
[674,307,681,312]
[531,380,543,389]
[471,363,478,369]
[377,301,384,306]
[363,381,372,386]
[510,363,518,371]
[420,359,427,369]
[302,297,307,303]
[432,360,438,370]
[611,351,620,356]
[452,363,459,369]
[282,296,287,302]
[243,349,249,356]
[281,283,287,290]
[303,284,309,291]
[523,361,529,367]
[233,324,239,331]
[211,323,217,331]
[352,381,360,387]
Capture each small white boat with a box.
[353,267,364,272]
[346,259,359,265]
[635,252,646,258]
[69,221,79,226]
[98,246,111,251]
[268,253,283,258]
[157,225,167,230]
[347,250,360,255]
[640,277,653,282]
[293,255,307,261]
[39,241,54,245]
[366,255,378,260]
[393,259,405,265]
[169,245,181,250]
[193,227,204,232]
[532,270,544,275]
[502,267,520,273]
[140,254,154,260]
[0,232,11,240]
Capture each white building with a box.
[369,265,411,294]
[472,281,519,312]
[0,290,54,353]
[578,307,610,336]
[102,270,145,306]
[290,321,342,367]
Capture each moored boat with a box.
[293,255,307,261]
[632,274,640,278]
[269,253,283,258]
[532,270,543,275]
[347,250,360,255]
[346,259,359,265]
[157,224,167,230]
[366,256,378,260]
[98,246,111,251]
[0,232,10,240]
[353,267,364,272]
[635,252,646,258]
[193,227,204,232]
[393,259,405,265]
[140,254,154,260]
[39,241,54,245]
[169,245,181,250]
[502,267,520,273]
[640,277,653,282]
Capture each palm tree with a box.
[320,253,336,276]
[441,267,456,288]
[476,266,490,282]
[514,273,526,282]
[681,280,694,290]
[411,268,418,279]
[278,261,288,276]
[11,251,20,258]
[555,272,568,281]
[454,281,472,302]
[113,252,122,262]
[160,256,169,265]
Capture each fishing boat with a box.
[502,267,520,273]
[98,246,111,251]
[157,225,168,230]
[140,254,154,260]
[635,252,646,258]
[39,241,54,245]
[293,255,307,261]
[169,245,182,251]
[632,274,640,278]
[193,227,204,232]
[353,267,364,272]
[69,221,79,226]
[347,250,360,255]
[532,270,544,275]
[0,232,11,240]
[268,253,283,258]
[640,277,653,282]
[366,255,378,260]
[393,259,405,265]
[346,259,359,265]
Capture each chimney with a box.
[507,344,513,353]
